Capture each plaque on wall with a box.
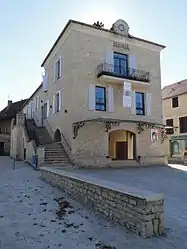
[113,41,129,51]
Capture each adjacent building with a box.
[162,79,187,159]
[0,99,27,155]
[11,19,167,167]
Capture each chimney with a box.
[8,100,12,107]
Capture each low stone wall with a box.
[40,168,164,238]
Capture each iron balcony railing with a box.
[97,62,150,83]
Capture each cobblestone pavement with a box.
[0,157,186,249]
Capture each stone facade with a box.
[10,113,36,164]
[41,167,164,238]
[162,82,187,159]
[0,134,10,155]
[13,19,166,167]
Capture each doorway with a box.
[54,129,61,142]
[41,106,44,127]
[0,142,5,156]
[24,148,26,160]
[109,130,136,160]
[116,141,128,160]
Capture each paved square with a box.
[0,157,186,248]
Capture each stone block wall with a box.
[40,168,164,238]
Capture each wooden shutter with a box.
[54,63,56,82]
[43,73,48,92]
[108,86,114,112]
[59,56,62,77]
[88,85,95,110]
[105,43,113,72]
[58,90,62,111]
[47,100,50,118]
[42,74,46,91]
[34,98,37,112]
[146,93,152,116]
[53,94,56,114]
[129,55,137,69]
[131,91,136,115]
[37,96,40,110]
[129,55,136,77]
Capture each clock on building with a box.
[112,19,129,37]
[118,24,124,32]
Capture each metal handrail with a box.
[24,117,40,147]
[97,62,150,82]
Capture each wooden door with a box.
[116,141,128,160]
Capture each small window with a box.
[57,59,61,79]
[43,103,48,120]
[166,119,174,134]
[56,92,60,112]
[95,86,106,111]
[172,96,178,108]
[179,116,187,133]
[135,92,145,115]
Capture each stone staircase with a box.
[25,118,71,167]
[44,142,71,166]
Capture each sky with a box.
[0,0,187,109]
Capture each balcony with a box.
[97,62,150,84]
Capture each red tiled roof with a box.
[162,79,187,100]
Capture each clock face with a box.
[118,24,124,31]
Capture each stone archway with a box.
[54,129,61,142]
[109,130,136,160]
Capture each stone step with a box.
[44,163,71,167]
[44,160,70,164]
[44,157,69,161]
[45,152,67,155]
[45,150,66,153]
[111,160,138,167]
[45,156,69,160]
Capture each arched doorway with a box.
[54,129,61,142]
[109,130,136,160]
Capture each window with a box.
[179,116,187,133]
[135,92,145,115]
[95,86,106,111]
[43,103,48,120]
[36,96,39,110]
[114,53,128,76]
[172,96,179,108]
[166,119,174,135]
[57,59,61,79]
[173,141,180,154]
[56,92,60,112]
[185,140,187,149]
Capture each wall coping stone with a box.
[41,167,164,202]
